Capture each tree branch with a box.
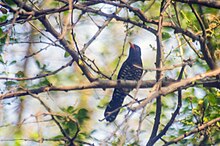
[164,117,220,145]
[1,0,202,43]
[175,0,220,9]
[190,4,216,70]
[13,0,97,82]
[132,68,220,111]
[0,60,74,81]
[0,69,218,108]
[147,1,171,144]
[149,65,185,145]
[26,90,72,144]
[0,80,160,99]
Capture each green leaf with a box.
[4,81,17,86]
[66,106,76,114]
[0,15,7,23]
[9,60,16,66]
[66,122,77,133]
[0,28,6,39]
[77,132,88,140]
[0,34,6,46]
[53,135,63,139]
[0,55,5,64]
[75,108,89,124]
[15,71,25,78]
[64,51,70,58]
[35,60,41,68]
[39,78,50,86]
[41,64,47,70]
[5,0,16,5]
[162,32,171,40]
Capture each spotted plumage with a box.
[104,43,143,122]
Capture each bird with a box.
[104,42,143,122]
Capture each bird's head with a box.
[128,42,141,60]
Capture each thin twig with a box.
[0,60,74,81]
[190,4,216,70]
[147,0,171,144]
[150,65,185,145]
[164,117,220,146]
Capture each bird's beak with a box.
[129,42,135,49]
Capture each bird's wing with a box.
[118,61,143,81]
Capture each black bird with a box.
[104,42,143,122]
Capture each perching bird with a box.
[104,42,143,122]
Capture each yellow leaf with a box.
[198,99,204,105]
[78,59,83,66]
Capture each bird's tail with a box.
[104,88,127,122]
